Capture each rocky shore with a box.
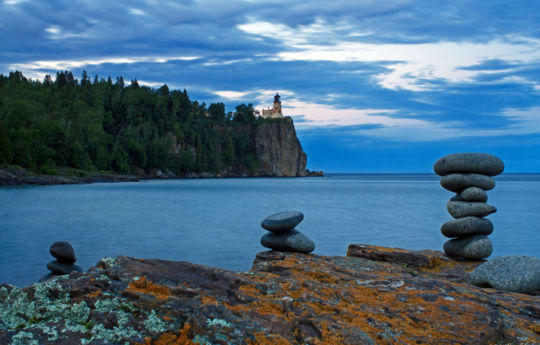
[1,245,538,344]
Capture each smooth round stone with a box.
[50,241,76,263]
[440,173,495,193]
[469,256,540,294]
[433,153,504,176]
[443,235,493,260]
[447,201,496,219]
[441,217,493,238]
[260,229,315,253]
[460,187,488,202]
[261,211,304,233]
[47,260,83,275]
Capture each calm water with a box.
[1,174,538,286]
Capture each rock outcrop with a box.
[1,245,538,344]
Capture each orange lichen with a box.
[126,276,171,300]
[136,323,195,345]
[247,332,292,345]
[86,289,102,298]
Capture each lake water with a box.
[1,174,538,286]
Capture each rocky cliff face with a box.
[254,117,307,177]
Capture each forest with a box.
[0,71,276,176]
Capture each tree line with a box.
[0,71,271,175]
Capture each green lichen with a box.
[11,331,38,345]
[98,257,119,268]
[193,334,212,345]
[143,310,167,333]
[205,318,232,328]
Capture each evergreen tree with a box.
[0,121,11,164]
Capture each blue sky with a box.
[1,0,539,172]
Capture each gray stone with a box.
[50,241,76,263]
[443,235,492,260]
[433,153,504,176]
[460,187,488,202]
[261,211,304,233]
[260,229,315,253]
[440,173,495,193]
[469,255,540,293]
[450,194,464,202]
[441,217,493,238]
[446,201,496,219]
[47,260,83,275]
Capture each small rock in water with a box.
[261,211,304,233]
[441,217,493,238]
[440,173,495,193]
[433,153,505,176]
[261,229,315,253]
[443,235,493,260]
[446,201,496,219]
[469,255,540,294]
[47,260,83,275]
[50,241,76,263]
[460,187,488,203]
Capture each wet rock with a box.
[446,201,496,218]
[261,211,304,233]
[261,229,315,253]
[460,187,488,202]
[441,217,493,238]
[469,255,540,294]
[440,173,495,193]
[444,235,493,260]
[433,153,505,176]
[47,260,83,275]
[50,241,76,263]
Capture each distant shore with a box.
[0,165,323,186]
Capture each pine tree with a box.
[0,121,12,164]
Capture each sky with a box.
[1,0,539,172]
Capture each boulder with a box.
[443,235,493,260]
[47,260,83,275]
[50,241,76,263]
[460,187,488,202]
[469,255,540,294]
[446,201,496,219]
[441,217,493,238]
[440,173,495,193]
[433,153,504,176]
[260,229,315,253]
[261,211,304,233]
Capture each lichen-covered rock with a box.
[446,200,496,218]
[433,153,504,176]
[440,173,495,193]
[444,235,493,260]
[1,246,538,344]
[260,229,315,253]
[50,241,76,263]
[469,255,540,293]
[261,211,304,233]
[441,216,493,238]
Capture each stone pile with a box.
[260,211,315,253]
[40,241,82,281]
[434,153,504,260]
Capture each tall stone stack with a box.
[433,153,504,260]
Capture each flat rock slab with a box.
[50,241,76,263]
[447,200,496,218]
[469,255,540,294]
[434,153,504,176]
[46,260,83,275]
[441,173,495,193]
[441,216,493,238]
[260,229,315,253]
[261,211,304,233]
[444,235,493,260]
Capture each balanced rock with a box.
[441,217,493,238]
[440,173,495,193]
[433,153,504,176]
[443,235,492,260]
[47,260,83,275]
[460,187,488,202]
[261,211,304,233]
[261,229,315,253]
[469,255,540,294]
[50,241,76,263]
[446,201,496,219]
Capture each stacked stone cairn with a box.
[41,241,83,281]
[434,153,504,260]
[260,211,315,253]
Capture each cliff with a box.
[1,244,538,344]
